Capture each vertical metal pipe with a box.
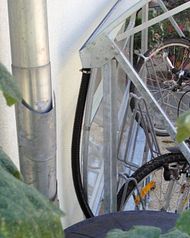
[7,0,52,112]
[7,0,57,200]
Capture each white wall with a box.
[0,0,116,228]
[0,0,19,167]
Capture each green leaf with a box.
[176,210,190,236]
[161,229,190,238]
[126,226,161,238]
[3,92,18,106]
[106,226,161,238]
[176,111,190,143]
[0,148,23,180]
[0,151,64,238]
[0,63,22,106]
[106,229,128,238]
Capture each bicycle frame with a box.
[79,0,190,213]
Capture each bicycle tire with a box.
[117,152,188,212]
[72,42,190,217]
[130,38,190,136]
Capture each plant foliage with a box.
[0,149,22,180]
[106,213,190,238]
[176,111,190,143]
[0,63,22,106]
[0,149,64,238]
[176,210,190,236]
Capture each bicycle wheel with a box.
[72,64,159,217]
[130,38,190,136]
[117,153,190,213]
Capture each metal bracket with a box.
[80,34,119,68]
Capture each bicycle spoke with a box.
[130,39,190,135]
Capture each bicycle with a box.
[116,35,190,212]
[130,37,190,136]
[71,0,190,218]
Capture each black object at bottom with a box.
[64,211,178,238]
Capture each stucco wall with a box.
[0,0,116,228]
[0,0,19,167]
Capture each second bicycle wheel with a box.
[117,153,190,213]
[130,38,190,136]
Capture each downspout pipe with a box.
[7,0,57,200]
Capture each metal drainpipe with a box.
[7,0,57,201]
